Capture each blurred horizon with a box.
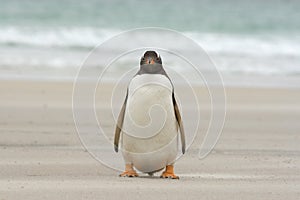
[1,0,300,33]
[0,0,299,85]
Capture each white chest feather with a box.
[121,74,179,172]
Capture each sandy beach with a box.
[1,0,300,199]
[0,79,299,199]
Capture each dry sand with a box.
[0,79,299,199]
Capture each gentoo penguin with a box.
[114,51,185,179]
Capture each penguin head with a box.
[140,51,162,65]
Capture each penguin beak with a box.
[147,58,154,64]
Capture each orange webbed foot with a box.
[160,165,179,179]
[119,170,138,177]
[119,164,138,177]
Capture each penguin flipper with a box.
[172,93,186,154]
[114,92,128,152]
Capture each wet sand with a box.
[0,79,299,199]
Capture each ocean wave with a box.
[186,32,300,57]
[0,27,117,49]
[0,27,299,57]
[0,27,300,78]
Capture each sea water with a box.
[0,0,299,87]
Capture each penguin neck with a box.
[138,63,164,74]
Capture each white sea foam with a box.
[186,32,300,57]
[0,27,300,78]
[0,27,116,48]
[0,27,299,56]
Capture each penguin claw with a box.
[119,171,139,177]
[160,173,179,179]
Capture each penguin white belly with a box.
[121,75,178,173]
